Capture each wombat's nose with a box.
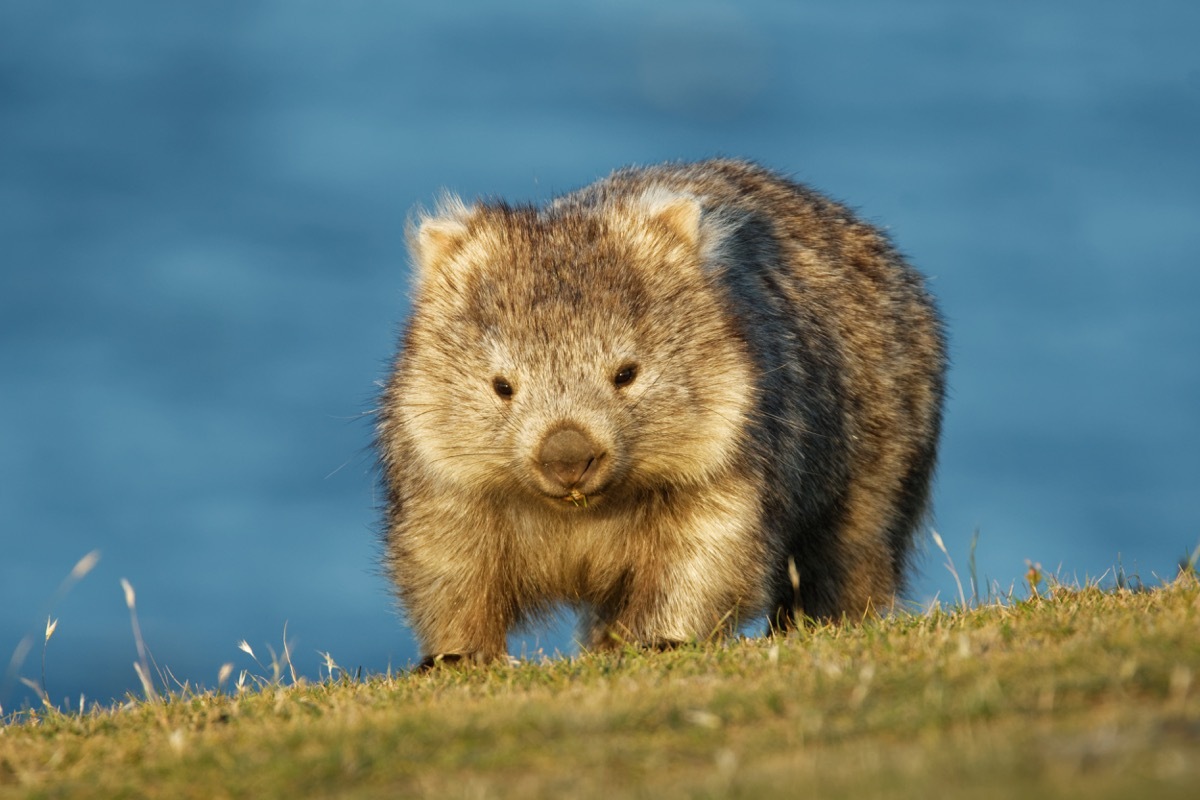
[537,427,599,490]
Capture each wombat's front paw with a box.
[416,653,468,671]
[415,652,518,671]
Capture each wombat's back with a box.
[379,159,946,663]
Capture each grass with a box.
[2,571,1199,799]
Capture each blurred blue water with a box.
[2,0,1198,709]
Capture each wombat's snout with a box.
[536,426,605,492]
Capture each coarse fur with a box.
[377,159,947,665]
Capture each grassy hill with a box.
[2,575,1199,799]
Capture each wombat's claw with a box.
[415,652,519,671]
[416,653,465,671]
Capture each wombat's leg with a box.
[584,493,767,650]
[826,486,902,620]
[405,582,512,666]
[391,520,513,662]
[583,576,745,652]
[579,572,689,652]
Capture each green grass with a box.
[3,576,1200,799]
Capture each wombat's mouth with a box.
[562,489,590,508]
[539,486,609,509]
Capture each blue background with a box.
[3,0,1198,709]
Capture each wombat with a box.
[377,159,946,665]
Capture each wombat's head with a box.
[386,188,755,509]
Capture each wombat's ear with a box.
[413,218,467,272]
[637,188,702,248]
[407,194,474,279]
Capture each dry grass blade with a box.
[120,578,159,702]
[931,528,967,608]
[1,550,101,709]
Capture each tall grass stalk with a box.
[1,550,100,709]
[120,578,159,702]
[930,529,967,608]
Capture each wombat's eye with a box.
[613,364,638,388]
[492,377,514,398]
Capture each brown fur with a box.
[377,159,946,664]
